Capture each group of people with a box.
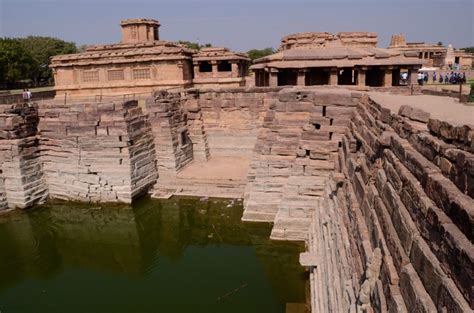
[21,89,32,101]
[416,71,467,86]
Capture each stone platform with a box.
[152,156,249,199]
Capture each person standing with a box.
[423,72,428,83]
[401,72,408,84]
[432,72,437,84]
[21,89,28,102]
[445,73,449,84]
[26,89,32,101]
[417,72,424,85]
[439,73,443,83]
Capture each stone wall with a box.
[313,96,473,312]
[37,100,157,203]
[146,92,194,179]
[0,100,158,208]
[193,88,279,158]
[242,88,360,241]
[0,104,48,209]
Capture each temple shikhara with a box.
[388,33,474,69]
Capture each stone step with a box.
[241,210,276,222]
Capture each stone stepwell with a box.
[0,86,472,313]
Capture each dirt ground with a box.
[369,92,474,126]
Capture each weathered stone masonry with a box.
[0,104,47,209]
[38,100,158,203]
[233,87,472,312]
[0,100,158,208]
[0,87,472,313]
[243,89,359,242]
[304,95,473,312]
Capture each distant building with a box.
[251,32,424,87]
[192,47,250,89]
[50,19,250,97]
[388,34,474,70]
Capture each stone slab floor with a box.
[177,156,250,181]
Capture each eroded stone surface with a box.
[1,87,472,313]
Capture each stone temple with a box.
[1,17,473,313]
[50,19,250,97]
[388,33,474,70]
[251,32,424,87]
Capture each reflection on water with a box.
[0,197,307,313]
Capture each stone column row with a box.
[264,66,420,87]
[194,61,241,78]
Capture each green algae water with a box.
[0,197,307,313]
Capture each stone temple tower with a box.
[120,18,160,43]
[389,34,407,47]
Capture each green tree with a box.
[461,46,474,53]
[437,41,443,46]
[177,41,212,50]
[246,48,275,60]
[18,36,77,84]
[0,38,34,88]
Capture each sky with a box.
[1,0,473,51]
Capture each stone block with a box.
[410,236,471,312]
[373,196,410,272]
[399,264,437,313]
[425,173,474,241]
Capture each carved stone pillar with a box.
[297,69,306,86]
[357,68,366,86]
[231,62,239,77]
[211,61,218,78]
[329,68,338,85]
[193,63,200,78]
[269,69,278,87]
[383,68,393,87]
[408,68,418,85]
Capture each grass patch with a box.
[7,86,55,95]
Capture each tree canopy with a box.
[246,48,275,61]
[0,36,77,89]
[19,36,77,84]
[177,41,212,50]
[462,46,474,53]
[0,38,35,87]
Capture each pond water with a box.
[0,197,307,313]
